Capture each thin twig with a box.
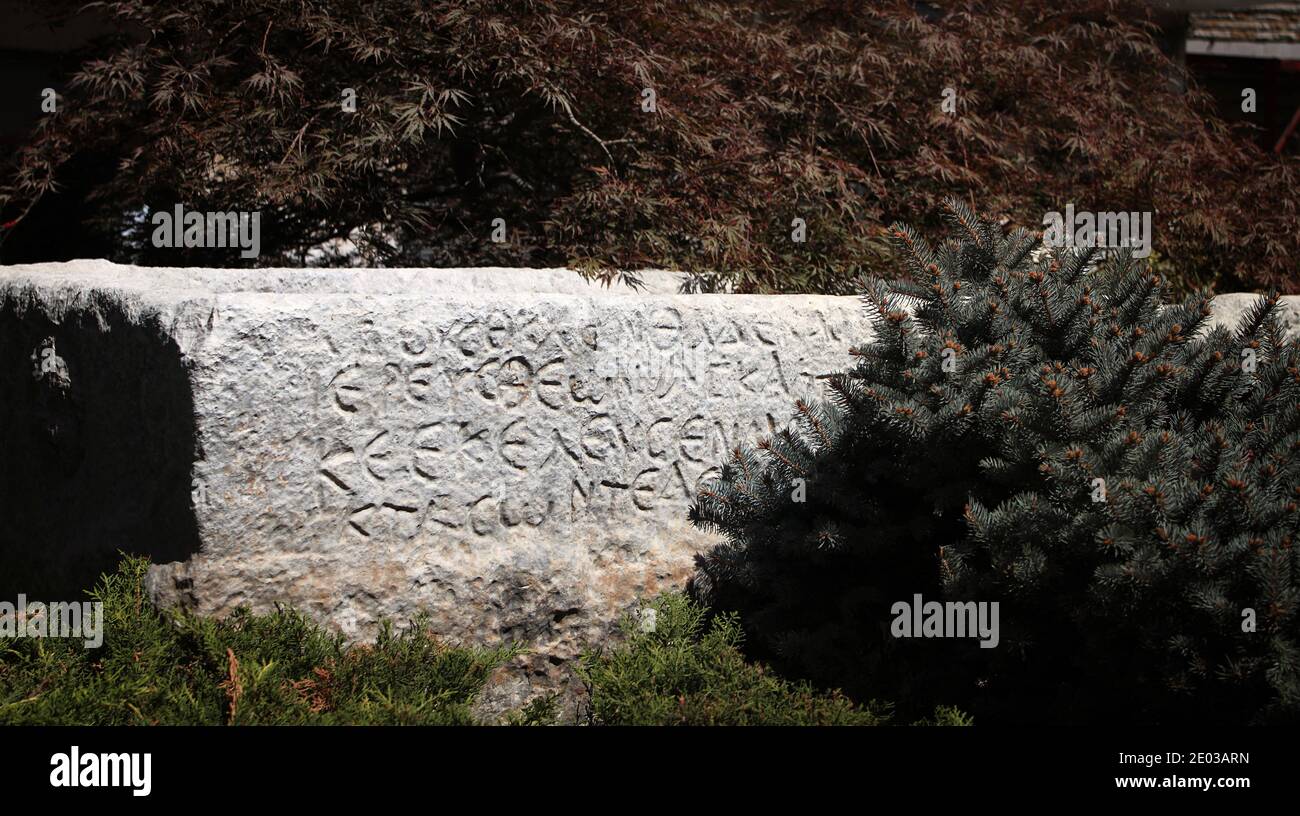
[278,115,317,166]
[562,106,627,176]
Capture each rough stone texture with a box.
[1197,292,1300,336]
[0,261,693,297]
[0,260,867,708]
[2,260,1297,712]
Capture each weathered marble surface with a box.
[0,262,865,699]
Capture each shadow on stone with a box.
[0,289,200,599]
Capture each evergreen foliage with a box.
[690,199,1300,724]
[0,556,533,725]
[579,593,966,725]
[5,559,940,725]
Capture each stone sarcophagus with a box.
[0,261,870,676]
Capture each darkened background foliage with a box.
[1,0,1297,293]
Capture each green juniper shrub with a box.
[579,593,961,725]
[502,693,562,726]
[911,705,975,727]
[3,558,955,726]
[690,199,1300,725]
[0,556,529,725]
